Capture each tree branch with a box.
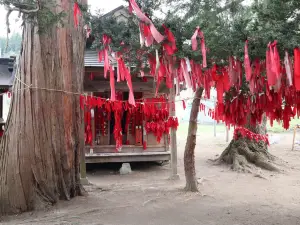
[1,0,39,11]
[217,0,246,14]
[5,8,12,50]
[3,0,40,50]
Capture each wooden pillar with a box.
[292,125,299,151]
[90,92,95,154]
[80,103,89,185]
[169,87,179,180]
[91,107,95,153]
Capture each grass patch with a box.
[177,118,300,135]
[177,122,226,137]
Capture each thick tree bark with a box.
[216,114,280,172]
[184,87,204,192]
[0,0,87,214]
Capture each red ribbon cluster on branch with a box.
[233,127,269,145]
[74,0,300,132]
[214,75,299,129]
[129,0,164,46]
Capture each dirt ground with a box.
[1,125,300,225]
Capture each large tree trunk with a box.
[0,0,86,214]
[184,87,204,192]
[216,115,280,172]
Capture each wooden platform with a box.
[85,152,171,163]
[85,145,170,163]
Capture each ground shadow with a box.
[87,161,169,175]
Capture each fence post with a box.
[213,97,216,137]
[225,125,229,142]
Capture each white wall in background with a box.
[3,93,11,122]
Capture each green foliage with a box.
[90,0,300,64]
[37,6,66,34]
[176,0,300,61]
[0,33,22,57]
[89,6,160,74]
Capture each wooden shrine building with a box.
[83,50,173,163]
[0,56,15,130]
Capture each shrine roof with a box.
[0,57,15,88]
[84,50,104,67]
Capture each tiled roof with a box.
[84,50,117,67]
[0,58,14,87]
[101,5,126,18]
[84,50,104,67]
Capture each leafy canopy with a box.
[89,0,300,65]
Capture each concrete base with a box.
[119,163,132,175]
[80,178,90,185]
[168,174,180,180]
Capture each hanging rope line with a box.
[3,69,205,104]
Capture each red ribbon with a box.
[181,59,192,88]
[191,26,207,68]
[162,24,177,55]
[244,40,251,81]
[109,66,116,101]
[129,0,164,44]
[89,72,94,81]
[294,48,300,90]
[117,55,136,106]
[102,35,112,78]
[234,127,269,145]
[182,100,186,110]
[143,141,147,150]
[73,2,81,28]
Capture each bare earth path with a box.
[1,125,300,225]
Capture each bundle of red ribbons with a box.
[145,117,179,143]
[81,95,178,151]
[233,127,269,145]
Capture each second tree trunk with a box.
[184,87,204,192]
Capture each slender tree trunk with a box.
[217,114,280,172]
[0,0,87,214]
[184,87,204,192]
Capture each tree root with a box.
[215,138,281,173]
[184,182,198,192]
